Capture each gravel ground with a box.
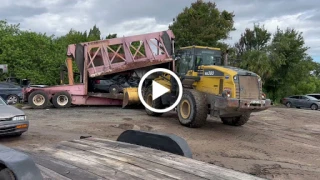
[1,106,320,180]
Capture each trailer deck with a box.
[23,137,264,180]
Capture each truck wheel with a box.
[52,91,72,108]
[28,90,49,109]
[285,102,292,108]
[221,113,251,126]
[6,95,19,105]
[0,168,16,180]
[177,89,207,128]
[144,86,163,117]
[310,104,318,110]
[109,84,121,94]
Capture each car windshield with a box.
[0,97,6,105]
[306,96,319,101]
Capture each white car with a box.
[0,97,29,136]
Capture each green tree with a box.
[87,25,101,41]
[169,0,235,49]
[265,28,317,100]
[234,24,276,82]
[106,33,117,39]
[0,20,21,79]
[0,30,60,85]
[235,24,271,55]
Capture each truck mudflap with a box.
[212,96,272,112]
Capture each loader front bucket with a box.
[122,87,140,108]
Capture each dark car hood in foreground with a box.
[0,105,25,119]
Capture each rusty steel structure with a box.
[22,30,175,109]
[66,31,175,83]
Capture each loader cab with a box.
[174,46,222,76]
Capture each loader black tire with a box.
[221,113,251,126]
[28,90,49,109]
[177,89,207,128]
[144,86,163,117]
[52,91,72,108]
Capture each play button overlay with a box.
[138,68,183,113]
[152,81,170,100]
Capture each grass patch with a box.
[13,103,24,109]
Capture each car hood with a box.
[0,105,25,119]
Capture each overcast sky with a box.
[1,0,320,62]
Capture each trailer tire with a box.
[52,91,72,108]
[144,86,163,117]
[28,90,49,109]
[177,89,207,128]
[221,113,251,126]
[0,168,15,180]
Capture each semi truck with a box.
[22,30,175,109]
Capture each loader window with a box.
[175,51,194,75]
[195,49,222,66]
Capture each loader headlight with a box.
[222,90,231,98]
[12,115,26,121]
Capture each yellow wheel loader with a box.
[141,46,271,128]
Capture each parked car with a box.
[281,95,320,110]
[89,73,140,94]
[5,77,48,88]
[0,82,23,104]
[306,93,320,100]
[0,97,29,136]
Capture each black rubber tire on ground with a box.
[286,102,292,108]
[144,86,163,117]
[0,168,16,180]
[52,91,72,108]
[310,103,318,110]
[221,113,251,126]
[177,89,207,128]
[28,90,49,109]
[6,95,19,105]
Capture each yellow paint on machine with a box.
[191,65,238,98]
[122,87,139,108]
[122,65,241,107]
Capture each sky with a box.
[1,0,320,62]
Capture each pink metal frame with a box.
[67,30,175,78]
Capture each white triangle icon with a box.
[152,80,170,100]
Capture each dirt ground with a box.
[1,106,320,180]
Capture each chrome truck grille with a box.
[235,75,261,100]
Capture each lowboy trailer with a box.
[22,30,175,109]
